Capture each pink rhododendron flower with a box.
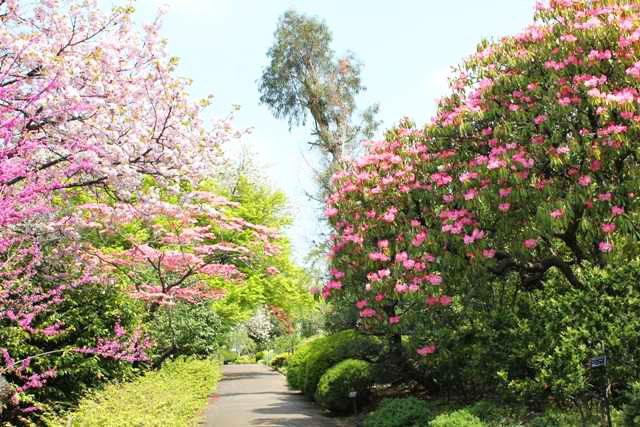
[499,188,512,197]
[612,206,624,216]
[356,300,368,309]
[389,316,400,325]
[463,189,478,200]
[550,209,564,219]
[395,282,408,294]
[498,203,511,212]
[266,266,280,275]
[599,241,613,252]
[426,274,442,285]
[578,175,592,186]
[534,114,547,125]
[524,239,538,249]
[483,249,496,258]
[440,295,452,306]
[601,223,616,233]
[416,345,436,356]
[324,207,338,217]
[359,308,376,318]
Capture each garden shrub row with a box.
[302,329,382,397]
[285,330,380,412]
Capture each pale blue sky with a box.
[127,0,538,261]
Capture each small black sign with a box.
[591,356,607,368]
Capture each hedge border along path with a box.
[46,358,221,426]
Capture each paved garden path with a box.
[201,364,349,427]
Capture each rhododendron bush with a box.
[325,0,640,361]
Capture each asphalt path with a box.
[200,364,349,427]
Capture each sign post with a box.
[348,391,358,414]
[591,355,612,427]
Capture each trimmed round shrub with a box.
[271,353,290,369]
[363,397,430,427]
[286,336,327,390]
[314,359,373,413]
[303,330,381,397]
[430,409,485,427]
[624,382,640,427]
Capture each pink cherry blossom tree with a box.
[0,0,264,417]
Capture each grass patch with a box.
[47,357,220,427]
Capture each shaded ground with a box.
[201,364,350,427]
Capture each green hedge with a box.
[286,336,326,390]
[363,397,430,427]
[315,359,373,413]
[302,330,381,397]
[46,357,220,426]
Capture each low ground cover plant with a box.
[363,397,431,427]
[45,358,220,426]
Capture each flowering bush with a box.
[245,306,274,344]
[324,0,640,363]
[0,0,279,421]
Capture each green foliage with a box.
[235,355,256,364]
[466,401,499,422]
[270,353,290,369]
[148,302,223,360]
[286,337,326,390]
[430,409,485,427]
[528,410,581,427]
[218,350,239,365]
[293,307,326,338]
[624,382,640,427]
[265,334,302,354]
[505,261,640,407]
[363,397,431,427]
[314,359,373,413]
[46,357,220,426]
[226,175,291,229]
[302,330,381,397]
[224,327,257,356]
